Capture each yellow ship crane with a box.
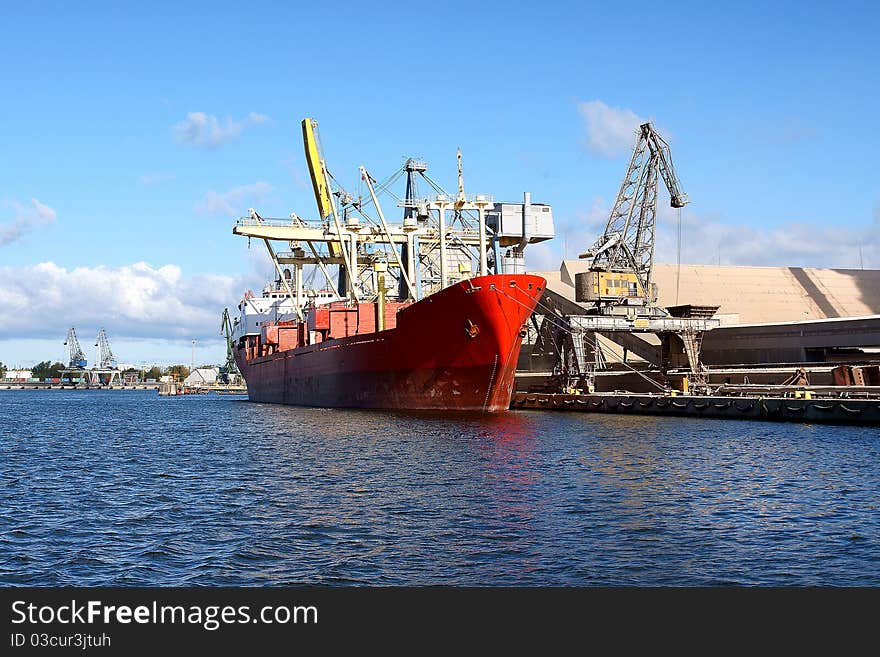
[301,117,358,300]
[576,122,688,317]
[302,117,334,220]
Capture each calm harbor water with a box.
[1,389,878,586]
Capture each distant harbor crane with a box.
[219,308,241,384]
[63,327,87,369]
[95,328,117,368]
[87,328,121,386]
[60,327,89,384]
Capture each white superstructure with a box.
[231,280,337,341]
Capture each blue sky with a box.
[1,1,878,366]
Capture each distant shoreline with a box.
[0,384,159,390]
[0,384,249,395]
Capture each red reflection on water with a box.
[474,412,543,525]
[479,410,541,448]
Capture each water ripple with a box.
[1,390,879,585]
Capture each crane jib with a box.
[577,121,688,311]
[302,118,334,220]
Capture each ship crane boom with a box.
[649,127,688,210]
[301,117,358,301]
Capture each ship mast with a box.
[360,166,417,300]
[401,158,426,298]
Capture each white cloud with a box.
[173,111,271,148]
[530,195,880,271]
[30,199,56,222]
[523,242,561,272]
[576,100,645,158]
[174,112,241,148]
[195,182,272,217]
[0,261,263,343]
[1,198,57,246]
[653,205,880,269]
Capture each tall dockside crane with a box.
[538,121,720,392]
[219,308,240,384]
[576,122,688,317]
[63,327,87,369]
[95,328,117,368]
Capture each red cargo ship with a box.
[229,117,555,412]
[234,273,545,412]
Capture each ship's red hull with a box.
[234,274,546,411]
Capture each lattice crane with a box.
[63,327,87,369]
[219,308,240,383]
[95,328,117,368]
[576,122,688,316]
